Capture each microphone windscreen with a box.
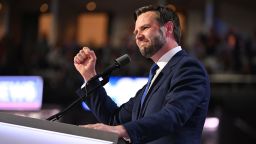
[115,54,131,66]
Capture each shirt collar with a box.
[156,46,182,71]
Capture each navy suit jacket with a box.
[77,50,210,144]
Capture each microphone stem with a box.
[46,76,110,121]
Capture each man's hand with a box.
[74,47,97,81]
[80,123,129,139]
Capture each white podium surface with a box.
[0,112,118,144]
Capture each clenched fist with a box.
[74,47,97,81]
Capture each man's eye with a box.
[143,26,149,30]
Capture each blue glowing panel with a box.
[104,76,147,106]
[0,76,43,111]
[82,76,147,110]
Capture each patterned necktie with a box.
[141,63,159,106]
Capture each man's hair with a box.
[134,5,181,44]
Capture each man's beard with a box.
[139,32,166,58]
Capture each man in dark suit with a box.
[74,5,210,144]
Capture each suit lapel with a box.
[139,50,186,117]
[133,89,144,120]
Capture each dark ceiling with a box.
[4,0,256,16]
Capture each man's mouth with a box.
[139,41,148,47]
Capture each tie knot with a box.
[149,63,159,76]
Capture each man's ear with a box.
[164,21,174,37]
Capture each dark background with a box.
[1,0,256,143]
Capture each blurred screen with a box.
[0,76,43,111]
[82,76,147,110]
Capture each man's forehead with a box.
[135,11,159,27]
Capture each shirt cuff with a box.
[81,80,88,89]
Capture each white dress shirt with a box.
[148,46,182,89]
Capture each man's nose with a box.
[136,33,144,41]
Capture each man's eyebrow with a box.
[133,24,150,35]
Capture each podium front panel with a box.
[0,112,118,144]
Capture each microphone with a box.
[115,54,131,66]
[88,54,131,83]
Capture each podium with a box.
[0,112,118,144]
